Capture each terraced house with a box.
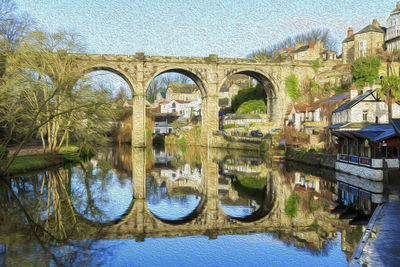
[385,2,400,52]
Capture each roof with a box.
[355,24,385,35]
[224,114,262,120]
[333,123,398,142]
[343,35,354,43]
[391,4,400,14]
[167,83,198,94]
[292,45,309,53]
[322,93,348,103]
[294,103,308,112]
[159,91,166,98]
[219,98,230,106]
[391,119,400,134]
[385,35,400,43]
[333,89,374,113]
[308,100,323,111]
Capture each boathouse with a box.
[332,119,400,180]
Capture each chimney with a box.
[372,19,380,28]
[295,42,304,50]
[363,82,371,94]
[287,46,294,53]
[347,27,354,37]
[274,49,278,58]
[309,41,315,49]
[397,2,400,9]
[330,90,335,97]
[350,84,358,100]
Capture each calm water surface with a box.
[0,145,381,266]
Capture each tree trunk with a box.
[388,87,393,121]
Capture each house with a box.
[165,83,201,102]
[290,39,337,62]
[332,119,400,180]
[320,92,349,125]
[223,114,262,127]
[385,2,400,52]
[342,19,386,64]
[153,113,179,134]
[160,99,201,120]
[329,84,400,132]
[286,100,323,132]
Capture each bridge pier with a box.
[201,95,219,147]
[132,148,146,199]
[131,94,146,148]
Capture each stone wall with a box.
[285,148,337,169]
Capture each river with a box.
[0,145,383,266]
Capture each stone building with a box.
[342,19,386,64]
[165,83,201,102]
[291,40,326,61]
[385,2,400,52]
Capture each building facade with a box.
[385,2,400,52]
[342,19,385,64]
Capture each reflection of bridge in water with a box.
[56,147,345,252]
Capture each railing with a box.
[338,154,372,166]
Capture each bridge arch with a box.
[79,65,136,95]
[144,66,208,98]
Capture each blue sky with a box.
[14,0,396,58]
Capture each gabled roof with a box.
[333,89,375,113]
[293,103,308,113]
[343,35,355,43]
[391,119,400,134]
[167,83,198,94]
[292,45,309,53]
[322,93,348,103]
[332,123,398,142]
[355,24,385,35]
[308,100,323,111]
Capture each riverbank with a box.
[284,147,337,169]
[1,146,82,175]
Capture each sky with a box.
[14,0,396,58]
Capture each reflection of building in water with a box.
[223,158,263,176]
[294,173,320,193]
[218,176,239,202]
[335,172,383,218]
[150,163,202,197]
[154,150,174,165]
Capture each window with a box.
[301,52,305,57]
[363,110,368,121]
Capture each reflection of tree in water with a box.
[146,176,191,206]
[231,175,266,206]
[0,168,110,266]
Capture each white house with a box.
[223,114,262,127]
[286,100,323,131]
[330,85,400,131]
[160,99,201,120]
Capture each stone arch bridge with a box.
[75,52,316,147]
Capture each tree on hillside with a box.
[249,28,338,60]
[377,75,400,120]
[229,84,266,112]
[351,57,380,88]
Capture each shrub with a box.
[78,143,95,160]
[285,194,299,218]
[147,129,152,137]
[236,99,266,114]
[351,56,380,87]
[286,74,299,100]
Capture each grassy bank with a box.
[1,145,83,175]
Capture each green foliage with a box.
[230,84,266,112]
[309,203,319,213]
[311,60,320,72]
[147,148,152,157]
[351,57,381,87]
[78,143,95,160]
[237,176,266,189]
[176,136,186,145]
[223,123,235,129]
[236,99,266,114]
[379,75,400,102]
[147,129,152,137]
[285,194,299,218]
[0,145,8,161]
[286,74,299,100]
[59,145,79,153]
[350,225,364,242]
[333,86,345,94]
